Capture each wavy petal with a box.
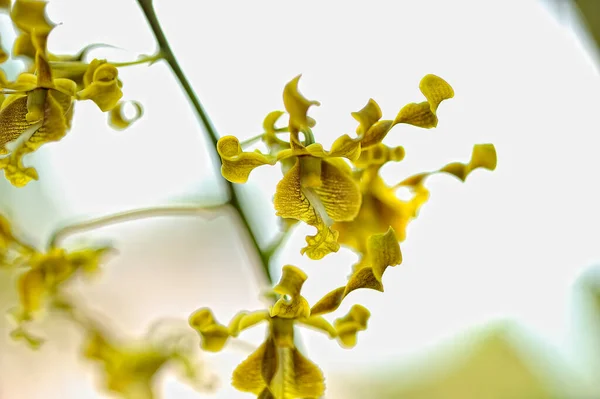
[270,265,310,319]
[217,135,277,183]
[77,60,123,112]
[334,305,370,348]
[311,228,401,316]
[262,110,289,151]
[353,143,405,169]
[13,32,36,59]
[10,0,55,34]
[279,348,325,399]
[188,308,231,352]
[232,337,277,396]
[360,119,394,148]
[352,98,382,136]
[304,133,362,162]
[297,316,337,338]
[108,100,143,130]
[394,74,454,128]
[283,75,320,132]
[0,146,39,187]
[228,310,270,336]
[399,144,497,187]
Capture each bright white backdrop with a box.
[1,1,600,398]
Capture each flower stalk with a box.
[135,0,274,285]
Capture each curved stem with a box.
[49,205,225,249]
[111,53,163,67]
[50,53,162,71]
[135,0,273,285]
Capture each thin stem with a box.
[49,205,225,249]
[111,53,163,67]
[135,0,273,285]
[239,128,289,147]
[49,53,162,71]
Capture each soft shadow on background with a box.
[1,1,600,398]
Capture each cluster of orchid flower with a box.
[0,1,496,398]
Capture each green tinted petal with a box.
[188,308,230,352]
[17,268,45,316]
[360,119,394,148]
[309,287,345,316]
[334,305,370,348]
[10,0,54,34]
[353,143,405,169]
[283,75,320,132]
[394,74,454,128]
[280,348,325,398]
[297,316,337,338]
[398,144,497,187]
[271,265,311,319]
[13,32,36,58]
[303,134,362,162]
[352,98,382,136]
[232,337,277,395]
[76,60,123,111]
[311,228,401,316]
[0,146,39,187]
[108,100,143,130]
[228,310,270,336]
[368,226,402,281]
[217,135,277,183]
[440,144,497,181]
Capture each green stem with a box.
[48,205,226,249]
[135,0,273,286]
[239,128,289,147]
[50,53,162,71]
[111,53,163,67]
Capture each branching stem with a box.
[134,0,274,285]
[49,205,226,249]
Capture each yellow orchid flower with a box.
[5,244,110,349]
[0,49,77,186]
[189,264,375,399]
[216,74,456,260]
[217,78,363,260]
[0,51,123,186]
[82,322,211,399]
[15,246,111,322]
[0,212,111,345]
